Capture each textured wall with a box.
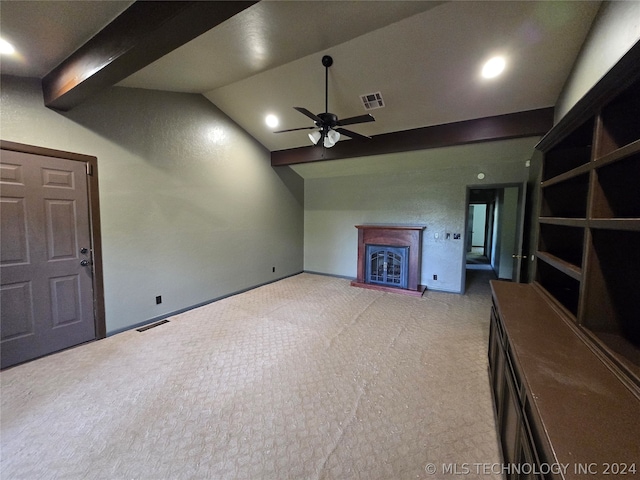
[1,77,304,334]
[555,1,640,122]
[496,187,519,280]
[301,138,538,293]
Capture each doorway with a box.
[0,141,105,369]
[463,183,527,289]
[466,190,497,269]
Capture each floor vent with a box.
[136,319,170,332]
[360,91,385,110]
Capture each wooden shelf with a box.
[536,251,581,281]
[538,217,587,227]
[589,218,640,231]
[540,161,592,187]
[594,138,640,167]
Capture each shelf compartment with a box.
[540,173,589,218]
[541,161,592,187]
[582,229,640,380]
[542,118,593,180]
[538,223,585,271]
[542,146,592,182]
[536,252,581,281]
[597,80,640,157]
[591,151,640,218]
[535,260,580,317]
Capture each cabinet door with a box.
[489,309,499,373]
[490,311,506,418]
[500,362,521,478]
[517,431,543,480]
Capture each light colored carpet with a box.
[1,272,501,480]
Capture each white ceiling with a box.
[0,1,134,77]
[1,1,601,152]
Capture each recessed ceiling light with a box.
[482,56,506,79]
[0,38,16,55]
[265,114,279,129]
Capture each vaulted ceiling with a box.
[1,1,601,153]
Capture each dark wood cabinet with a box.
[489,296,545,480]
[489,41,640,478]
[490,281,640,480]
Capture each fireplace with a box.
[366,245,409,289]
[351,225,426,296]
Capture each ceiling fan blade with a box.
[273,126,317,133]
[294,107,323,124]
[336,114,375,127]
[335,128,372,141]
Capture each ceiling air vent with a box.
[360,92,385,110]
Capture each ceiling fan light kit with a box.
[274,55,375,148]
[324,129,340,147]
[309,129,340,147]
[308,131,321,145]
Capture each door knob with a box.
[512,254,528,259]
[80,259,89,266]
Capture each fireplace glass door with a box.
[365,245,409,289]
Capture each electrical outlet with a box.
[155,296,162,305]
[433,274,437,280]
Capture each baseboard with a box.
[303,270,355,281]
[108,271,304,336]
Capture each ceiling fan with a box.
[274,55,375,148]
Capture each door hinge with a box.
[86,163,93,176]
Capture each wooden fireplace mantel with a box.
[351,225,426,296]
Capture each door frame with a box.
[462,182,527,291]
[1,140,106,339]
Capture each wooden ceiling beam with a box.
[271,107,554,166]
[42,1,257,111]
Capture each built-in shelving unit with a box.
[488,41,640,479]
[536,64,640,393]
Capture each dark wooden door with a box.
[1,150,96,368]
